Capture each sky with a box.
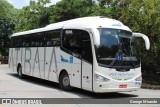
[7,0,61,9]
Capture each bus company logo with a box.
[112,23,121,27]
[70,56,73,63]
[109,73,134,76]
[65,30,73,35]
[61,55,74,63]
[61,56,68,62]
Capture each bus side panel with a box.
[9,48,18,72]
[70,56,81,88]
[31,47,38,77]
[45,47,58,82]
[56,48,81,88]
[32,47,45,79]
[56,49,72,84]
[22,48,32,75]
[39,47,45,79]
[22,47,45,79]
[16,48,22,69]
[9,48,14,72]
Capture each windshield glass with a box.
[96,28,140,70]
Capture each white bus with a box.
[9,16,150,93]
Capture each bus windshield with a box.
[95,28,140,70]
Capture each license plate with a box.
[119,84,127,88]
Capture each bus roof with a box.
[12,16,131,37]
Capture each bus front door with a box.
[81,32,93,91]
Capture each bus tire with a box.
[59,72,72,91]
[17,65,23,79]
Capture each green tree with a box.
[98,0,112,8]
[0,0,19,20]
[15,0,51,32]
[0,19,14,56]
[115,0,160,84]
[0,0,16,58]
[49,0,111,23]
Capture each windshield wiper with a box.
[108,59,116,68]
[108,51,122,68]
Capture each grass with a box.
[141,83,160,89]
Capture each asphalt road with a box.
[0,64,159,107]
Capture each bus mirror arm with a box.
[133,33,150,50]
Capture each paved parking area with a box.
[0,64,160,107]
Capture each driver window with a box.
[62,29,81,55]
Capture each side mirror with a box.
[92,29,100,46]
[133,33,150,50]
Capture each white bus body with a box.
[9,16,150,93]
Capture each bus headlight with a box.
[94,74,110,82]
[135,76,142,81]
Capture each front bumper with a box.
[93,81,141,93]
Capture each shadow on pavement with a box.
[7,73,138,99]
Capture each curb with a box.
[141,84,160,89]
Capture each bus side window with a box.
[46,29,61,47]
[10,37,14,48]
[81,31,93,63]
[30,33,44,47]
[11,37,17,48]
[11,36,22,48]
[62,29,81,55]
[17,37,22,47]
[45,30,61,47]
[22,35,30,47]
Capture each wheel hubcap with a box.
[19,68,22,76]
[63,76,69,86]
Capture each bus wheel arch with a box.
[59,69,72,90]
[17,63,23,79]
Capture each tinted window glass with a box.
[11,37,16,48]
[62,30,81,55]
[96,28,140,69]
[45,30,61,47]
[11,36,22,48]
[30,33,44,47]
[82,32,93,63]
[22,35,30,47]
[11,29,61,48]
[62,29,93,63]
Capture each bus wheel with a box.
[17,65,23,79]
[59,72,72,90]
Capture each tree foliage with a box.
[0,0,19,19]
[15,0,51,32]
[0,19,14,56]
[16,0,111,28]
[116,0,160,80]
[0,0,16,58]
